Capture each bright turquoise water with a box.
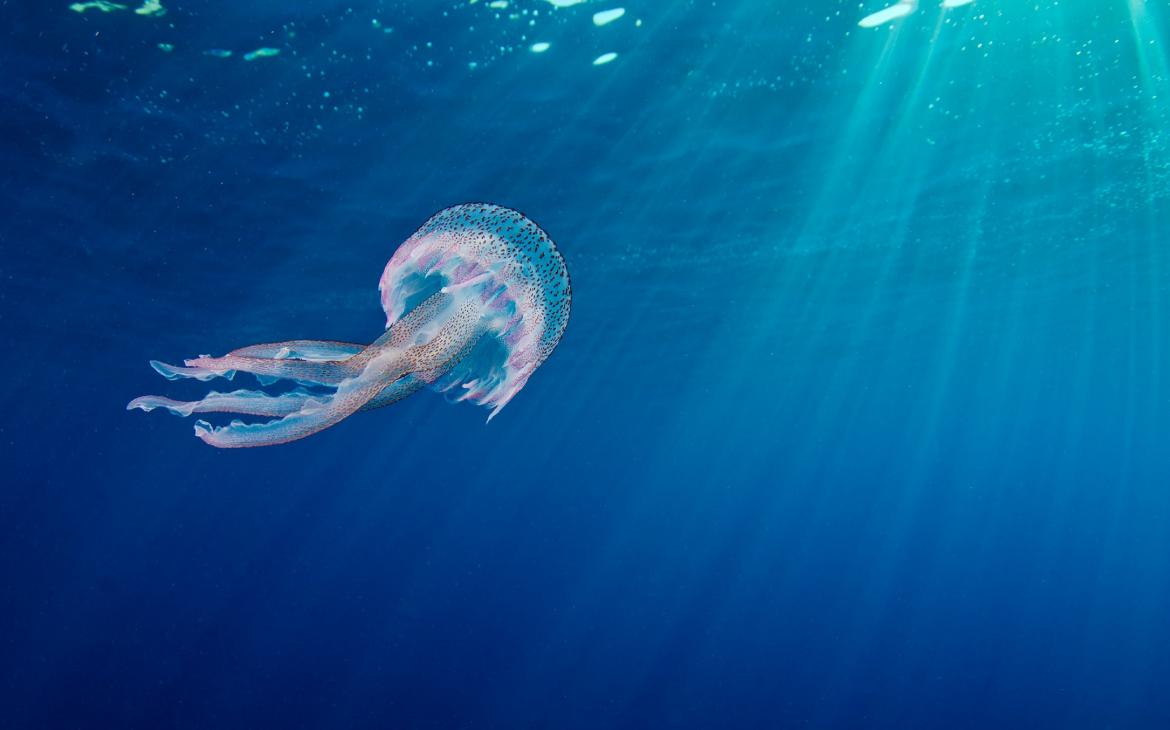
[2,1,1169,727]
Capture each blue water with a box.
[3,1,1170,727]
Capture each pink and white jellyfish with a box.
[128,204,571,448]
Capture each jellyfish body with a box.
[128,204,571,448]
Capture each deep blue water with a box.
[3,1,1170,727]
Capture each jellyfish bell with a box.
[128,204,571,448]
[380,204,571,414]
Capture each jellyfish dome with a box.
[127,203,571,448]
[379,204,571,415]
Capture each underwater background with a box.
[3,0,1170,727]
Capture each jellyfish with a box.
[127,204,571,448]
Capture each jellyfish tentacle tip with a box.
[149,358,236,382]
[127,395,196,416]
[127,396,157,412]
[193,419,228,446]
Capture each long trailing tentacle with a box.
[227,340,364,360]
[182,354,351,386]
[148,340,364,384]
[193,294,483,448]
[150,293,456,386]
[127,374,428,419]
[128,389,316,418]
[129,292,483,448]
[192,374,393,448]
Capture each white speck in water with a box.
[243,47,281,61]
[858,1,916,28]
[592,8,625,26]
[69,1,125,13]
[134,0,165,17]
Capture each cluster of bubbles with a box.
[438,0,641,72]
[62,1,646,157]
[69,0,641,71]
[69,0,280,60]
